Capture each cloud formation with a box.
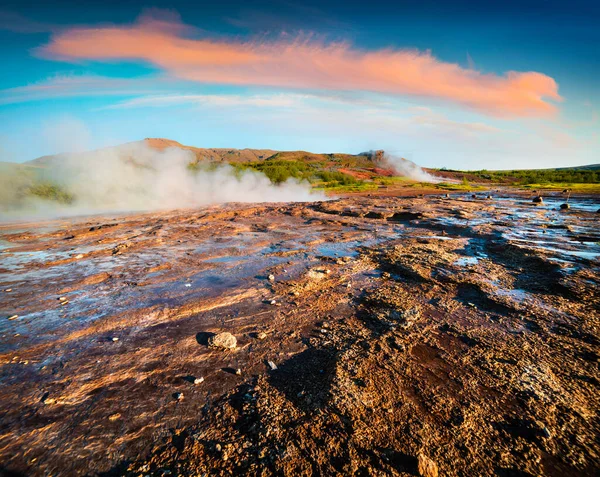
[37,10,561,118]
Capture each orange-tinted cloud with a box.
[37,12,562,118]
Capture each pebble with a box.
[58,296,67,302]
[5,289,12,292]
[185,283,192,287]
[235,368,242,375]
[270,300,277,305]
[208,332,237,349]
[74,254,84,259]
[267,361,278,370]
[560,203,570,210]
[111,337,119,342]
[174,392,184,401]
[268,274,275,281]
[193,377,204,385]
[256,332,268,340]
[8,315,18,320]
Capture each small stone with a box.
[270,300,277,305]
[185,283,192,287]
[560,203,570,210]
[215,443,222,452]
[235,368,242,375]
[532,196,543,204]
[256,332,268,340]
[417,453,438,477]
[108,413,121,421]
[268,274,275,281]
[60,300,69,306]
[193,377,204,385]
[208,332,237,349]
[5,289,12,292]
[267,361,278,370]
[174,392,184,401]
[58,296,67,302]
[74,254,84,259]
[8,315,18,320]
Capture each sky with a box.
[0,0,598,169]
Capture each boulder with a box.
[208,332,237,349]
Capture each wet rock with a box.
[560,203,570,210]
[417,453,438,477]
[208,332,237,349]
[267,360,278,370]
[74,254,84,259]
[111,337,119,342]
[8,315,18,321]
[532,196,543,204]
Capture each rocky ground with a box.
[0,192,598,476]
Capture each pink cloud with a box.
[36,11,562,118]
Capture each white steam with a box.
[1,142,325,220]
[364,150,438,182]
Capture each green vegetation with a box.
[434,182,486,191]
[374,176,412,185]
[230,159,373,190]
[520,183,600,191]
[436,167,599,185]
[27,183,74,204]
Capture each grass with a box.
[374,176,413,185]
[435,167,599,185]
[314,182,379,193]
[433,182,486,191]
[27,183,74,204]
[520,183,600,191]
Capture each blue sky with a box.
[0,0,598,169]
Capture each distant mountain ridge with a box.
[22,138,600,172]
[25,138,343,167]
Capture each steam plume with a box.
[0,142,324,220]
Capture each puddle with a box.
[454,256,479,266]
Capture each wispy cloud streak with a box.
[36,10,562,118]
